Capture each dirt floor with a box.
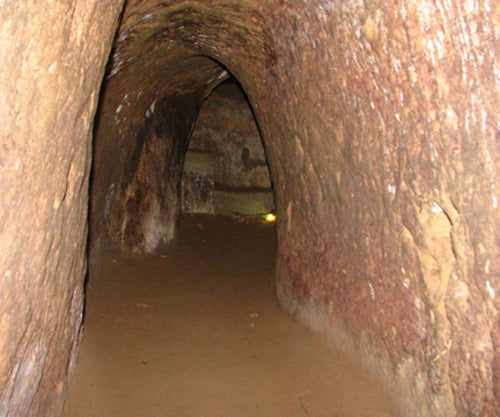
[62,214,399,417]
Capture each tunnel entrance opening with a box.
[181,78,275,221]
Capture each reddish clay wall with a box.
[0,2,122,415]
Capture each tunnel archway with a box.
[181,79,275,219]
[89,0,280,256]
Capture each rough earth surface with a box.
[0,2,123,416]
[63,215,399,417]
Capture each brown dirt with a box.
[62,214,399,417]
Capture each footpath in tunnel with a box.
[62,214,399,417]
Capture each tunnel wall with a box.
[91,53,226,254]
[0,2,123,416]
[91,1,500,416]
[266,2,500,415]
[100,93,201,254]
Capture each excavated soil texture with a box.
[62,215,398,417]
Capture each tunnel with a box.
[0,1,499,416]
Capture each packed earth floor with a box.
[62,215,399,417]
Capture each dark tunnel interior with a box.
[63,56,400,416]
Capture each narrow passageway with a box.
[62,215,398,417]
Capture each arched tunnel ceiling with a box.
[91,0,285,255]
[106,0,277,99]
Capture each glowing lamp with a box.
[265,213,276,222]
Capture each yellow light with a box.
[265,213,276,222]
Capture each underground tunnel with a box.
[0,1,499,417]
[64,73,399,417]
